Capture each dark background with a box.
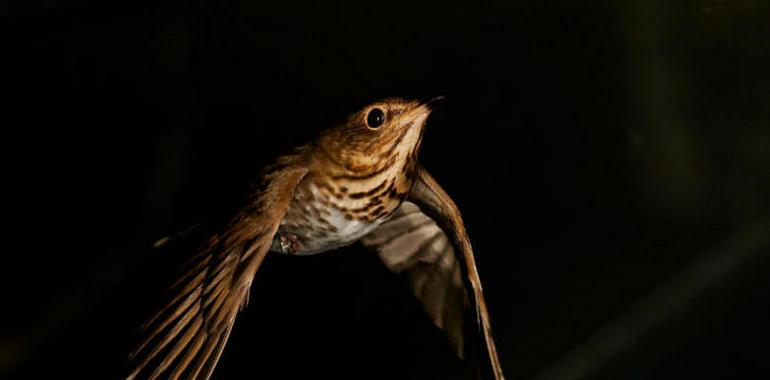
[2,0,770,379]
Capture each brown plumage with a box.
[128,97,505,379]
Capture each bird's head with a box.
[316,97,441,173]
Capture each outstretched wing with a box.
[360,201,468,354]
[128,155,309,380]
[361,166,505,380]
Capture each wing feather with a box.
[128,155,309,380]
[361,203,468,358]
[361,166,505,380]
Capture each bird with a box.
[127,97,505,380]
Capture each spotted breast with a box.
[270,163,416,255]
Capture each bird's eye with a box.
[366,108,386,128]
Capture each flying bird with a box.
[128,97,505,380]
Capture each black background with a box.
[3,0,770,379]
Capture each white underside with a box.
[297,207,384,255]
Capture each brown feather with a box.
[168,322,206,380]
[362,203,469,359]
[127,153,309,380]
[408,166,505,380]
[361,167,506,380]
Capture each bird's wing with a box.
[360,166,505,380]
[128,154,309,380]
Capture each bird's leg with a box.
[277,233,301,254]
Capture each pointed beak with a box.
[401,96,444,126]
[421,96,445,110]
[391,96,444,132]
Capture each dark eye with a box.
[366,108,386,128]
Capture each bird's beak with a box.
[399,96,444,127]
[421,96,445,110]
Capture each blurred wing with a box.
[360,201,468,354]
[361,167,505,380]
[128,157,308,380]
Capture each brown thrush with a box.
[128,97,505,380]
